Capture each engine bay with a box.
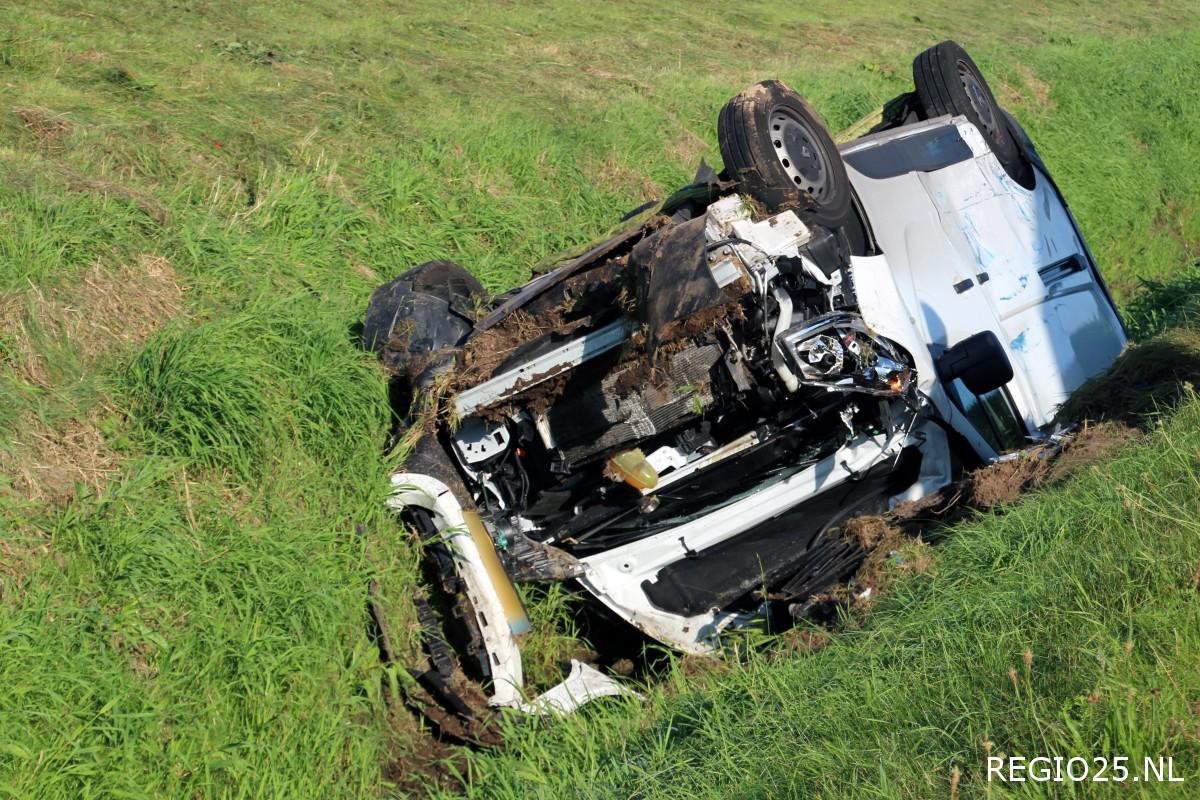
[444,196,919,566]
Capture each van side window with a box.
[947,380,1027,452]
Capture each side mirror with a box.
[938,331,1014,395]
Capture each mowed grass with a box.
[0,1,1199,797]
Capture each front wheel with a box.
[363,259,485,386]
[718,80,854,229]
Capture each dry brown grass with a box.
[13,106,72,147]
[588,151,662,202]
[997,64,1055,113]
[0,406,118,503]
[1,254,183,378]
[665,130,709,170]
[0,255,185,504]
[64,173,172,227]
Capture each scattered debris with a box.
[516,659,638,716]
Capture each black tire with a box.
[912,41,1034,188]
[363,260,485,381]
[718,80,854,228]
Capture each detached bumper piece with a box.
[384,466,635,726]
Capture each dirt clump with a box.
[775,627,832,657]
[379,707,469,798]
[1045,421,1138,483]
[455,309,584,388]
[845,514,898,550]
[844,516,908,596]
[967,454,1050,509]
[967,421,1139,508]
[651,298,746,350]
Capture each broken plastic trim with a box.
[387,473,634,713]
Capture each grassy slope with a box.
[0,1,1198,797]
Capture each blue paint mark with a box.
[958,212,998,269]
[1014,196,1035,224]
[999,274,1030,301]
[1010,331,1028,352]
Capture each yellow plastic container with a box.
[607,448,658,490]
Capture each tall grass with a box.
[123,296,388,483]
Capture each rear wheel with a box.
[912,41,1034,188]
[718,80,854,229]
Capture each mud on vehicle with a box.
[364,42,1126,720]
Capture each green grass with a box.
[1,1,1200,797]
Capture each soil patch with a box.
[969,421,1138,508]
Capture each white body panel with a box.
[843,116,1126,430]
[387,474,632,711]
[579,429,914,653]
[387,473,525,706]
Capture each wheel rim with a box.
[769,108,831,202]
[956,59,1000,139]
